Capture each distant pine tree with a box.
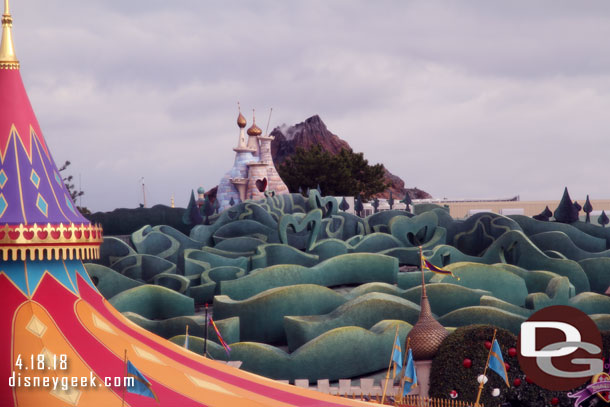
[388,191,394,210]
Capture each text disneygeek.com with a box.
[9,354,134,391]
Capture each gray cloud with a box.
[8,0,610,211]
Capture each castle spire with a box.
[0,0,19,69]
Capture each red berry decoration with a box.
[449,390,458,399]
[508,347,517,357]
[513,378,522,387]
[525,376,534,384]
[485,341,492,349]
[551,397,559,405]
[463,358,472,368]
[504,362,510,371]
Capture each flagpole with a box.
[474,329,497,407]
[398,337,410,403]
[204,303,209,358]
[381,325,400,405]
[121,349,127,407]
[419,246,426,298]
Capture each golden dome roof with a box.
[247,123,262,136]
[237,112,247,128]
[406,289,448,360]
[247,109,263,136]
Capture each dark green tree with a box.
[229,196,235,206]
[583,195,593,223]
[372,198,379,213]
[278,144,387,199]
[599,210,609,227]
[553,187,579,224]
[388,191,394,210]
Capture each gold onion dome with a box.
[407,284,448,360]
[237,112,247,128]
[247,122,262,136]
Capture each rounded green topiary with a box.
[429,325,610,407]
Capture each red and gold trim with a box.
[0,222,103,261]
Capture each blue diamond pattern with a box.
[0,194,7,218]
[54,171,62,186]
[65,195,76,213]
[36,194,48,217]
[30,169,40,188]
[0,169,7,189]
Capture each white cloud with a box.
[7,0,610,211]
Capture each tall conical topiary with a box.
[339,197,350,212]
[533,206,553,221]
[203,196,215,225]
[599,210,609,228]
[372,198,379,213]
[401,192,413,212]
[583,195,593,223]
[183,190,203,225]
[553,187,579,224]
[388,191,394,210]
[354,194,364,217]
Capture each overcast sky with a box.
[9,0,610,212]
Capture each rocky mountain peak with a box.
[270,115,431,200]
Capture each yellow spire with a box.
[0,0,19,69]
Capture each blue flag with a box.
[403,349,417,395]
[126,360,159,402]
[488,339,509,387]
[392,335,402,378]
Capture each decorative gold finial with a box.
[247,108,262,136]
[0,0,19,69]
[237,101,247,128]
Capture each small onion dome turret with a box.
[237,112,247,128]
[247,123,262,137]
[407,295,448,360]
[197,186,206,195]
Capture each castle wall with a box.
[258,137,289,195]
[216,151,255,211]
